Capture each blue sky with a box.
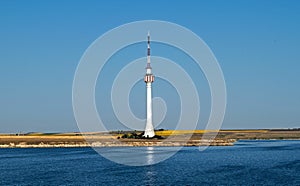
[0,0,299,132]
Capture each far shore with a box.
[0,129,299,148]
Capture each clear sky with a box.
[0,0,300,133]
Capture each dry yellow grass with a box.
[155,129,269,136]
[221,130,269,133]
[155,130,219,136]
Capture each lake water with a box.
[0,140,299,185]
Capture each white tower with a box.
[143,32,155,138]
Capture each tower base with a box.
[143,128,155,138]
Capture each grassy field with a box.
[117,129,300,140]
[0,129,299,147]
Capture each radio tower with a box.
[143,32,155,138]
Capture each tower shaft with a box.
[143,32,155,138]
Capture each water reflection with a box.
[95,146,181,166]
[146,147,154,165]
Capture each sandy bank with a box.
[0,138,236,148]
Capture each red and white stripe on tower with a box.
[143,32,155,138]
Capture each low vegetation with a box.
[118,132,164,139]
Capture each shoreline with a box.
[0,139,236,148]
[1,129,299,148]
[1,139,300,148]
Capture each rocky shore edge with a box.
[0,139,236,148]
